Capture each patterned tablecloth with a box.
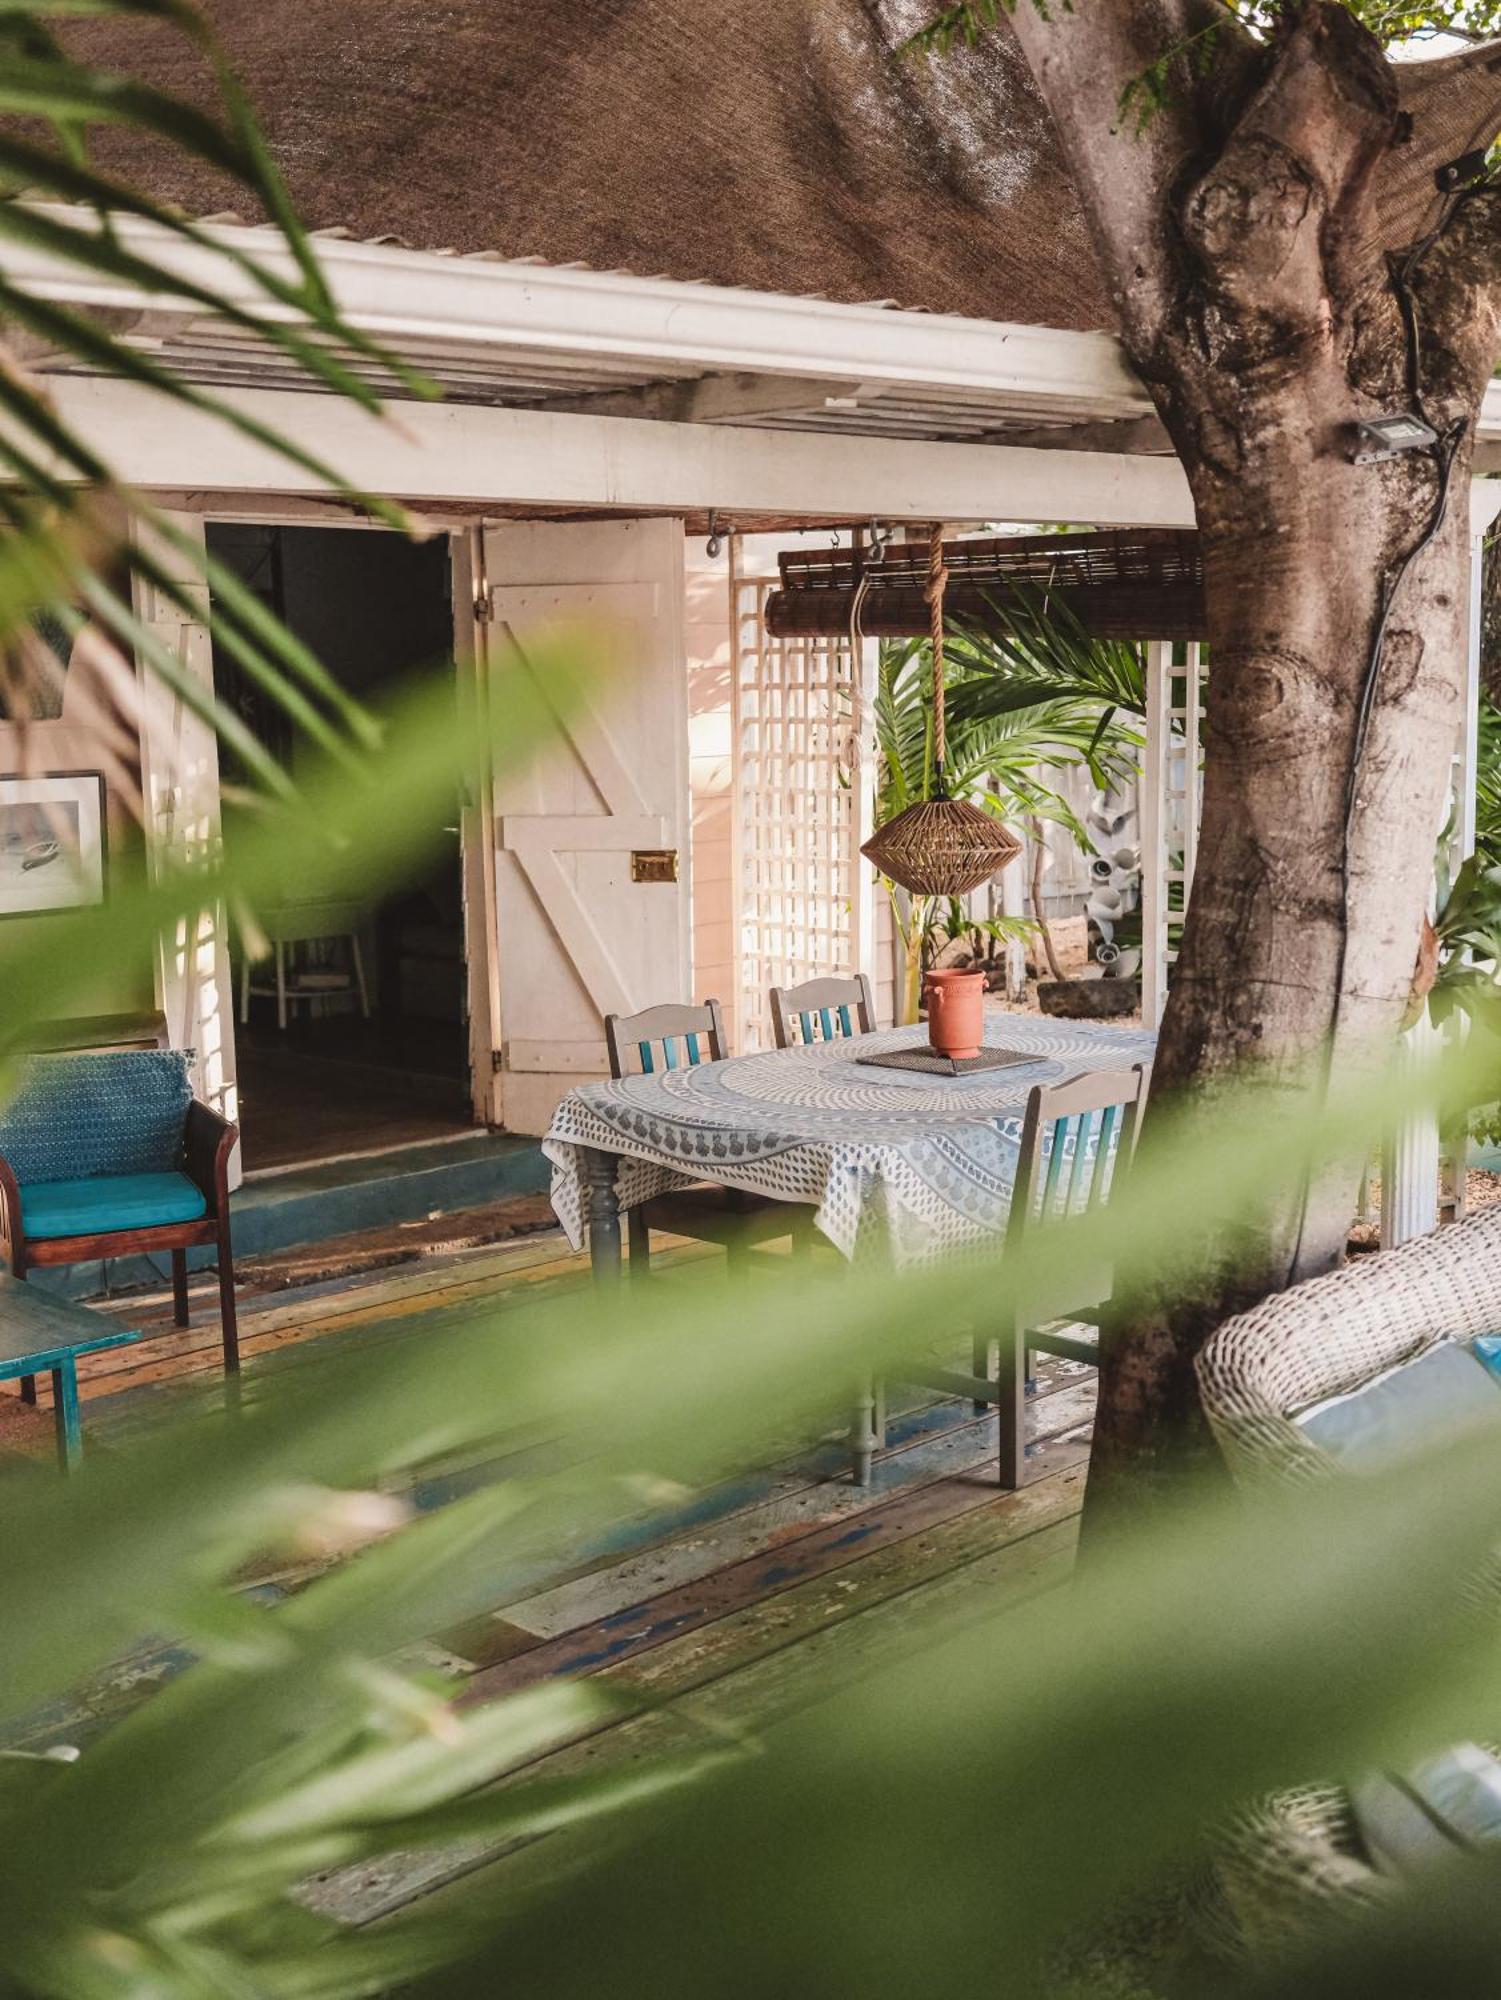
[544,1014,1157,1269]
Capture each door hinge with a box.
[473,593,493,624]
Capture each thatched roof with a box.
[69,0,1109,331]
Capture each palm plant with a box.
[5,19,1501,2000]
[873,629,1141,1020]
[944,586,1149,727]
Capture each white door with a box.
[478,520,690,1135]
[131,510,241,1181]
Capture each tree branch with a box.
[1375,38,1501,251]
[1181,4,1397,318]
[1004,1,1258,356]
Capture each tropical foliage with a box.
[0,0,428,815]
[871,625,1138,1015]
[5,9,1501,2000]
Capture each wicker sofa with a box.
[1190,1207,1501,1957]
[1197,1205,1501,1491]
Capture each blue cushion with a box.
[20,1171,207,1241]
[0,1051,192,1185]
[1295,1342,1501,1470]
[1354,1745,1501,1875]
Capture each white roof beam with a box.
[31,375,1199,527]
[5,209,1497,442]
[537,371,870,423]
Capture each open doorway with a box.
[206,522,473,1170]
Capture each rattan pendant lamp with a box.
[861,525,1022,895]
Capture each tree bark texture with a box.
[1002,2,1501,1526]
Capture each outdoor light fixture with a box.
[1349,413,1440,465]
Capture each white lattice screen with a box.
[731,558,873,1051]
[1141,639,1205,1031]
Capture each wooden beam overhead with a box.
[536,371,869,424]
[32,376,1202,527]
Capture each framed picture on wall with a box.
[0,771,106,917]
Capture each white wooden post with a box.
[1382,1015,1444,1249]
[1382,513,1491,1247]
[1140,640,1172,1032]
[132,510,240,1184]
[454,527,503,1129]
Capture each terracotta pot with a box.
[924,968,986,1061]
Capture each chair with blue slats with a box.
[909,1063,1149,1488]
[604,1000,811,1277]
[769,973,876,1050]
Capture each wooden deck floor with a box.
[0,1226,1095,1932]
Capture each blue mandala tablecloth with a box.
[544,1014,1156,1269]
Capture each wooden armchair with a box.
[769,973,876,1048]
[0,1049,239,1399]
[604,1000,811,1277]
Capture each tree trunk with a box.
[996,1,1501,1532]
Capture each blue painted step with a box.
[31,1133,550,1302]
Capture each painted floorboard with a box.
[312,1503,1082,1927]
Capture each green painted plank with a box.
[310,1502,1081,1927]
[495,1380,1095,1642]
[462,1440,1089,1701]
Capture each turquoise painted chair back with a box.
[770,973,876,1050]
[1005,1064,1149,1317]
[605,1000,729,1079]
[0,1050,193,1186]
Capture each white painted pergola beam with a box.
[7,208,1150,418]
[33,376,1200,525]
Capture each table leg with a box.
[51,1362,82,1473]
[584,1147,623,1283]
[851,1373,885,1488]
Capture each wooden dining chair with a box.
[604,1000,809,1278]
[769,973,876,1049]
[909,1063,1149,1488]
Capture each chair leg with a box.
[627,1209,651,1280]
[971,1331,995,1415]
[997,1315,1029,1491]
[275,940,288,1032]
[350,932,371,1019]
[851,1373,884,1487]
[239,952,250,1026]
[11,1265,35,1405]
[217,1226,240,1382]
[171,1248,190,1329]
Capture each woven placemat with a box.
[856,1045,1040,1078]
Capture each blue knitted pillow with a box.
[0,1051,193,1186]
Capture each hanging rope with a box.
[845,530,873,787]
[925,523,948,788]
[860,519,1020,898]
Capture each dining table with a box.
[543,1011,1158,1278]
